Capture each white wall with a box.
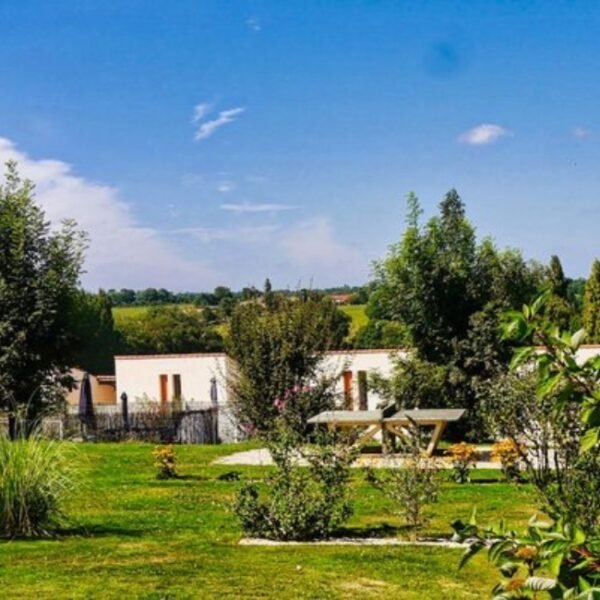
[115,353,229,408]
[322,349,406,410]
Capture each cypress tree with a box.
[583,259,600,342]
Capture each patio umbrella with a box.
[121,392,129,432]
[210,377,218,406]
[78,372,95,436]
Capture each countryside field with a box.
[113,304,369,337]
[0,442,537,599]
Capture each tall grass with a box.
[0,430,73,538]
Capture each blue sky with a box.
[0,0,599,290]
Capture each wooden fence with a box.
[38,408,219,444]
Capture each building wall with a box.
[65,369,116,407]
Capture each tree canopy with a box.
[0,162,86,425]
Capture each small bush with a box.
[0,432,73,538]
[366,431,440,541]
[491,439,523,482]
[446,442,478,483]
[153,445,177,479]
[234,426,357,541]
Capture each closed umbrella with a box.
[210,377,218,406]
[78,372,95,437]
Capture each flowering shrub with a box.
[491,439,523,482]
[445,442,478,483]
[234,424,358,540]
[153,445,177,479]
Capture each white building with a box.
[114,349,404,441]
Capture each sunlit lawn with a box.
[339,304,368,337]
[0,442,538,599]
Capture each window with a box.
[358,371,368,410]
[172,374,182,400]
[343,370,353,409]
[159,374,168,408]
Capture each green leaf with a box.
[458,541,485,570]
[525,576,558,591]
[547,551,565,576]
[580,428,600,453]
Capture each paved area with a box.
[214,447,500,469]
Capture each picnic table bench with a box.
[307,407,465,456]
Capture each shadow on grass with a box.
[335,522,412,539]
[53,523,145,539]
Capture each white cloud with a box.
[0,137,218,290]
[220,202,296,214]
[216,181,235,193]
[246,17,261,31]
[171,224,279,243]
[573,126,592,139]
[193,107,245,140]
[192,102,211,123]
[280,218,365,279]
[458,123,512,145]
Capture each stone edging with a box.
[239,537,467,548]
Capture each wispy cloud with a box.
[458,123,512,145]
[171,224,279,243]
[573,126,592,139]
[220,202,296,214]
[192,102,211,123]
[246,17,261,31]
[216,181,236,193]
[193,106,245,140]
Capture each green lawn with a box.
[113,304,194,326]
[0,442,538,599]
[339,304,368,337]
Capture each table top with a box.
[307,408,465,425]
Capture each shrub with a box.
[366,431,440,541]
[153,445,177,479]
[446,442,477,483]
[0,432,73,538]
[453,515,600,598]
[491,439,523,482]
[234,425,357,540]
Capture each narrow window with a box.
[159,374,168,408]
[343,370,353,409]
[172,374,182,400]
[358,370,368,410]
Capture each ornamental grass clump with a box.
[152,445,178,479]
[446,442,478,483]
[0,431,73,538]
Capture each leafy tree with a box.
[583,259,600,342]
[0,161,86,430]
[68,290,119,373]
[117,305,223,354]
[543,255,575,330]
[225,291,346,434]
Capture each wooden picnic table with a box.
[307,407,465,456]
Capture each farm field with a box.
[0,442,538,599]
[113,304,369,339]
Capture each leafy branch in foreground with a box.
[452,514,600,599]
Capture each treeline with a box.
[106,284,367,308]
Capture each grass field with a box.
[0,442,538,599]
[114,304,369,339]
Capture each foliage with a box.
[481,370,600,531]
[453,514,600,599]
[365,429,440,540]
[117,305,223,354]
[226,290,346,435]
[68,289,119,373]
[152,445,177,479]
[0,429,73,537]
[370,191,544,439]
[446,442,478,483]
[234,426,357,540]
[583,259,600,343]
[353,318,409,349]
[491,440,524,483]
[0,161,86,429]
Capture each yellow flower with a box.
[515,545,538,561]
[505,577,526,592]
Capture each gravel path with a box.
[214,447,499,469]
